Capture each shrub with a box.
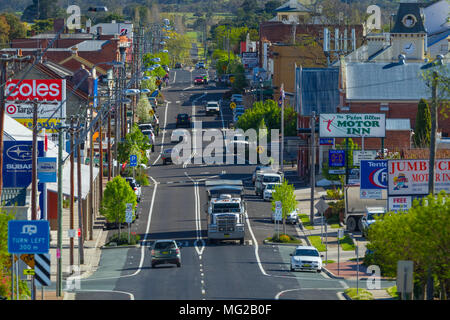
[107,232,140,246]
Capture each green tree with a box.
[30,19,53,34]
[100,176,137,237]
[366,191,450,300]
[1,13,27,42]
[21,0,61,22]
[0,16,11,46]
[136,94,152,124]
[271,179,297,235]
[118,124,151,167]
[413,98,431,148]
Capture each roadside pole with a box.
[325,223,328,264]
[356,243,359,295]
[31,99,38,300]
[11,255,14,300]
[57,126,63,296]
[310,111,316,225]
[76,124,84,265]
[338,228,343,275]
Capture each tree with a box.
[366,191,450,300]
[30,19,53,34]
[118,124,151,167]
[1,13,27,42]
[21,0,61,22]
[136,94,152,124]
[100,176,137,237]
[0,16,11,46]
[413,98,431,148]
[271,179,297,235]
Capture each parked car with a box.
[124,177,141,204]
[272,208,299,224]
[252,165,272,185]
[162,65,170,72]
[195,61,205,69]
[263,183,281,201]
[361,207,386,237]
[148,97,158,108]
[290,246,323,272]
[162,148,179,165]
[175,113,191,128]
[171,129,189,143]
[141,129,155,151]
[138,123,154,132]
[151,239,181,268]
[194,76,204,85]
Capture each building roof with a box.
[345,62,449,101]
[0,187,28,206]
[296,67,339,116]
[276,0,311,13]
[74,40,109,51]
[391,2,426,33]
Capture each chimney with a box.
[71,46,78,56]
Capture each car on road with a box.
[171,129,189,143]
[162,65,170,72]
[205,101,220,115]
[174,62,183,69]
[124,177,141,204]
[194,76,204,85]
[196,61,205,69]
[162,148,179,165]
[252,165,272,185]
[138,123,154,132]
[175,113,191,128]
[290,246,323,272]
[141,129,155,151]
[151,239,181,268]
[263,183,281,201]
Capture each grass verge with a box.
[265,234,302,244]
[344,288,374,300]
[298,214,314,230]
[308,236,326,252]
[386,286,399,299]
[340,234,356,251]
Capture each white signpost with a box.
[274,201,282,238]
[353,150,377,166]
[397,260,414,300]
[126,203,133,243]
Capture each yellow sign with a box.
[257,146,264,154]
[230,102,236,109]
[20,254,35,268]
[15,119,61,133]
[23,269,35,276]
[230,76,235,83]
[149,108,155,116]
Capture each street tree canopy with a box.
[271,179,297,235]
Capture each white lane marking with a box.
[72,289,134,300]
[244,210,268,276]
[152,101,169,166]
[183,86,194,91]
[185,172,205,257]
[172,71,176,83]
[339,280,349,289]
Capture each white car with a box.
[272,208,299,224]
[141,129,155,151]
[263,183,280,201]
[290,246,323,272]
[205,101,220,115]
[171,129,189,143]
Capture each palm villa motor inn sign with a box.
[319,113,386,138]
[387,159,450,196]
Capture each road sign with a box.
[125,211,133,224]
[37,157,57,183]
[230,102,236,109]
[397,260,414,294]
[23,269,35,276]
[338,229,344,239]
[129,155,137,167]
[8,220,50,254]
[329,150,345,167]
[315,198,329,214]
[35,253,51,286]
[320,138,334,146]
[20,254,35,268]
[353,150,377,166]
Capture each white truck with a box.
[205,101,220,115]
[344,185,387,232]
[205,179,246,245]
[255,171,283,198]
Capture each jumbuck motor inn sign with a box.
[388,159,450,196]
[319,113,386,138]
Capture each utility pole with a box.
[56,125,64,296]
[107,94,112,181]
[98,112,104,206]
[426,71,438,300]
[76,121,84,265]
[310,111,316,225]
[0,56,11,198]
[70,116,74,270]
[31,99,38,300]
[281,84,285,173]
[89,106,94,240]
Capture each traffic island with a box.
[263,234,303,246]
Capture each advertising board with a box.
[319,113,386,138]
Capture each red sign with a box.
[5,79,63,101]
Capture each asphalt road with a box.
[73,68,371,302]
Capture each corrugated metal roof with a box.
[74,40,108,51]
[386,118,411,131]
[345,62,449,101]
[297,67,339,116]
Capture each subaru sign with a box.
[8,220,50,254]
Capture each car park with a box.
[151,239,181,268]
[124,177,141,204]
[175,113,191,128]
[290,246,323,272]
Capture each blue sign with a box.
[38,157,57,183]
[320,138,334,146]
[329,150,345,167]
[8,220,50,254]
[3,141,44,188]
[360,160,387,189]
[129,155,137,167]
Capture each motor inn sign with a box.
[319,113,386,138]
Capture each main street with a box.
[72,67,371,300]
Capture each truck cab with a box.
[205,180,245,245]
[361,207,386,237]
[255,172,283,198]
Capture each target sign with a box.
[6,104,17,115]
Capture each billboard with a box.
[15,118,62,134]
[360,160,387,190]
[388,159,450,196]
[319,113,386,138]
[242,52,258,69]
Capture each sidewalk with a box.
[292,178,393,300]
[44,177,110,300]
